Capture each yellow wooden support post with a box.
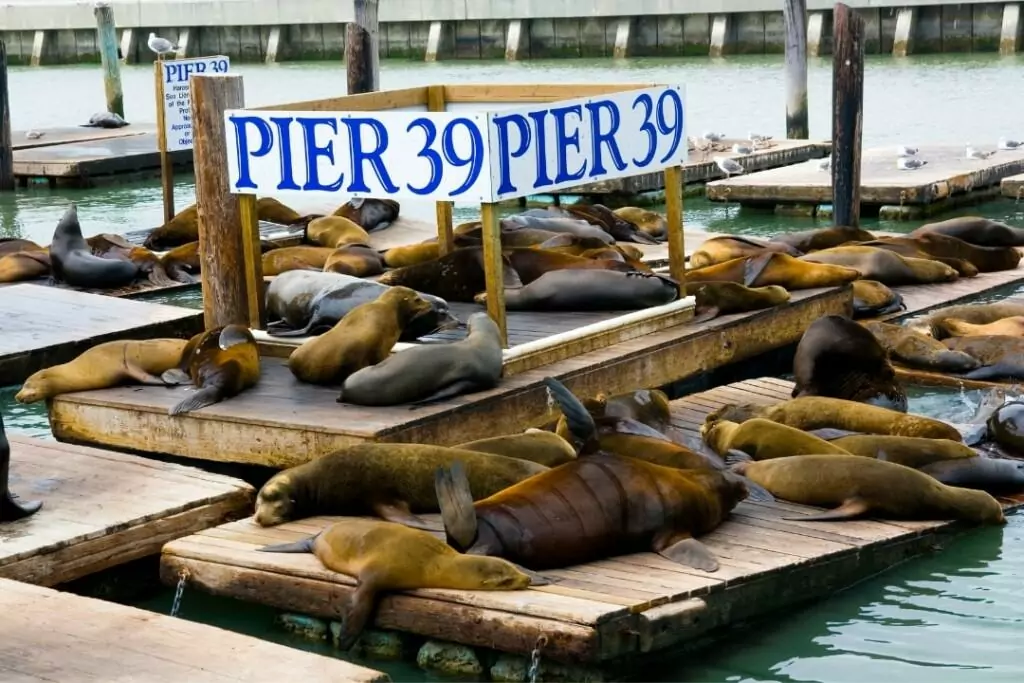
[238,194,266,329]
[153,61,175,224]
[428,85,455,255]
[663,165,686,284]
[480,202,508,347]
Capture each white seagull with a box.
[896,145,918,157]
[25,130,44,140]
[732,142,753,155]
[897,157,928,170]
[998,137,1024,151]
[715,156,745,178]
[748,132,773,144]
[701,131,726,142]
[965,144,993,160]
[817,156,831,172]
[147,32,180,59]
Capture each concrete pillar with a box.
[119,28,136,63]
[893,8,916,56]
[1001,3,1021,54]
[176,28,191,58]
[265,26,282,62]
[710,14,730,56]
[807,11,824,56]
[425,20,443,61]
[505,19,525,60]
[30,30,46,66]
[613,18,632,58]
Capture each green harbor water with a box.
[3,52,1024,681]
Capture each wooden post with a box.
[783,0,809,139]
[346,0,379,95]
[0,41,13,192]
[153,61,175,223]
[480,202,508,348]
[831,3,865,228]
[427,85,455,254]
[663,166,686,284]
[93,1,124,118]
[191,74,265,331]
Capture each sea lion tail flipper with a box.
[782,497,872,522]
[655,532,719,572]
[541,377,598,455]
[734,474,775,503]
[266,322,316,338]
[510,563,553,587]
[742,252,775,287]
[335,582,376,651]
[257,533,319,553]
[161,368,192,386]
[723,448,754,472]
[690,305,720,324]
[168,386,222,416]
[371,500,434,530]
[407,380,480,407]
[124,363,170,386]
[434,461,479,550]
[805,428,864,441]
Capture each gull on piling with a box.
[701,131,726,142]
[896,145,918,157]
[998,137,1024,151]
[897,157,928,170]
[965,144,993,160]
[731,142,753,155]
[714,156,745,178]
[748,132,772,144]
[148,32,180,59]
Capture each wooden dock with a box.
[705,145,1024,218]
[11,124,154,151]
[158,376,1023,670]
[0,283,203,386]
[1002,172,1024,199]
[48,286,850,468]
[1,434,254,586]
[0,578,389,682]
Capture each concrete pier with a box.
[0,0,1019,65]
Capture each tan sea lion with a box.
[938,316,1024,338]
[910,231,1022,272]
[306,216,371,249]
[910,216,1024,247]
[143,197,310,250]
[578,247,652,273]
[479,270,679,311]
[684,281,790,322]
[257,520,541,651]
[862,320,981,373]
[261,245,336,276]
[377,246,522,303]
[612,206,667,241]
[504,247,636,284]
[163,324,260,415]
[0,238,42,256]
[332,198,400,232]
[799,245,960,286]
[727,452,1005,524]
[920,302,1024,339]
[851,280,905,318]
[253,443,549,527]
[852,238,978,277]
[0,250,50,283]
[792,315,908,412]
[771,225,876,252]
[382,242,440,269]
[689,235,802,269]
[322,244,385,278]
[686,252,861,290]
[159,241,201,283]
[943,335,1024,381]
[831,435,978,468]
[455,431,577,467]
[256,197,307,225]
[15,339,189,403]
[702,418,851,460]
[529,232,622,253]
[287,286,433,385]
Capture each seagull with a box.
[701,131,726,142]
[147,32,180,59]
[897,157,928,170]
[896,145,918,157]
[965,145,993,160]
[749,132,773,144]
[998,137,1024,151]
[731,142,753,155]
[817,156,831,172]
[715,156,745,178]
[25,130,44,140]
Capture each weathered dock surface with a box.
[158,376,1023,669]
[0,283,203,386]
[1002,172,1024,199]
[48,286,851,467]
[706,145,1024,217]
[12,124,153,150]
[877,257,1024,322]
[1,434,253,586]
[0,578,389,682]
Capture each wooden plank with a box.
[442,83,651,103]
[1002,172,1024,198]
[252,86,429,112]
[9,124,151,151]
[13,133,192,182]
[0,578,389,682]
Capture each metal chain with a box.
[527,635,548,683]
[169,568,190,617]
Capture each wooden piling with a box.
[191,74,264,330]
[783,0,809,139]
[93,1,124,118]
[153,62,175,223]
[0,41,12,192]
[346,0,380,95]
[480,202,508,347]
[831,3,865,228]
[664,165,686,284]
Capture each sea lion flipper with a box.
[541,377,598,455]
[806,428,864,441]
[123,363,169,386]
[735,475,775,502]
[168,386,222,416]
[723,449,754,473]
[743,252,776,287]
[335,581,377,651]
[655,534,719,572]
[691,305,720,324]
[1,491,43,522]
[434,462,479,550]
[407,380,481,407]
[510,563,553,587]
[783,497,871,522]
[161,368,192,386]
[257,534,318,553]
[371,500,434,530]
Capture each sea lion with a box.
[705,396,963,441]
[910,232,1022,272]
[85,234,177,287]
[850,280,905,318]
[253,443,548,527]
[49,204,140,288]
[831,435,979,468]
[478,270,679,312]
[0,238,42,256]
[257,520,540,650]
[340,312,503,406]
[553,387,674,441]
[684,281,790,322]
[306,216,371,249]
[853,237,978,277]
[455,431,577,467]
[502,214,615,244]
[702,418,851,460]
[256,197,307,226]
[910,216,1024,247]
[265,271,360,329]
[920,302,1024,339]
[918,457,1024,495]
[164,324,260,416]
[160,241,201,283]
[323,244,385,278]
[727,452,1005,524]
[382,242,441,268]
[538,233,640,256]
[81,111,128,128]
[1,409,42,522]
[686,252,861,290]
[792,315,908,412]
[612,206,667,241]
[0,250,50,283]
[333,198,400,232]
[377,246,522,303]
[564,204,658,244]
[143,198,311,250]
[943,335,1024,381]
[261,245,336,276]
[287,286,433,385]
[771,225,876,253]
[937,316,1024,338]
[504,247,636,284]
[862,320,981,373]
[986,401,1024,453]
[689,235,803,269]
[15,339,189,403]
[799,246,960,286]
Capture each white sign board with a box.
[223,84,686,203]
[160,55,231,153]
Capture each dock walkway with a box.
[0,578,389,682]
[159,376,1023,669]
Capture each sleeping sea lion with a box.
[853,237,978,277]
[339,312,503,406]
[261,245,336,276]
[265,271,360,329]
[727,452,1005,524]
[502,214,615,244]
[986,401,1024,453]
[553,387,675,442]
[920,302,1024,339]
[49,204,140,288]
[382,242,441,268]
[918,457,1024,495]
[943,335,1024,381]
[792,315,908,412]
[686,252,861,290]
[163,324,260,416]
[538,233,640,256]
[910,216,1024,247]
[0,238,43,256]
[937,316,1024,338]
[160,241,200,283]
[377,246,522,303]
[564,203,658,244]
[612,206,667,241]
[862,320,981,373]
[478,270,679,312]
[143,198,310,250]
[257,520,541,651]
[323,244,385,278]
[504,247,636,284]
[799,246,959,286]
[909,231,1022,272]
[684,281,790,322]
[689,235,802,269]
[701,418,851,460]
[85,234,177,287]
[256,197,308,226]
[306,216,371,249]
[830,435,979,468]
[850,280,905,318]
[0,250,50,283]
[15,339,189,403]
[771,225,876,252]
[455,431,577,468]
[253,443,548,527]
[287,286,433,385]
[1,409,42,522]
[332,198,400,232]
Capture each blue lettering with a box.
[194,62,207,74]
[441,118,485,197]
[269,117,300,191]
[632,93,657,167]
[491,113,532,196]
[228,114,274,190]
[584,100,627,177]
[527,111,552,189]
[341,118,399,194]
[296,117,344,192]
[405,118,443,196]
[550,104,585,185]
[656,89,685,164]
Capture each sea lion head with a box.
[987,401,1024,453]
[956,488,1007,525]
[453,555,538,590]
[704,402,767,426]
[381,285,435,321]
[15,369,56,404]
[254,473,298,527]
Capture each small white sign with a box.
[160,55,230,152]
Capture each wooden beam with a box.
[153,61,175,223]
[345,0,379,95]
[831,3,865,228]
[119,27,136,64]
[505,19,526,60]
[784,0,809,139]
[807,11,825,57]
[0,41,13,192]
[480,202,508,348]
[93,2,124,118]
[442,83,650,103]
[252,86,428,112]
[664,165,685,284]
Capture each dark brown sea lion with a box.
[262,245,336,276]
[772,225,876,252]
[851,280,905,318]
[49,204,140,288]
[612,206,667,241]
[943,335,1024,381]
[920,302,1024,339]
[918,457,1024,495]
[702,418,851,459]
[727,452,1005,524]
[160,241,200,283]
[306,215,371,249]
[478,270,679,312]
[565,203,658,244]
[831,435,979,468]
[862,320,981,373]
[684,281,790,322]
[332,198,400,232]
[377,246,522,303]
[799,246,960,286]
[163,324,260,416]
[553,387,674,441]
[323,244,385,278]
[987,401,1024,453]
[257,520,540,651]
[1,409,41,522]
[256,197,307,226]
[689,235,802,269]
[455,431,577,468]
[939,316,1024,338]
[0,238,42,256]
[852,238,978,277]
[15,339,188,403]
[287,286,433,385]
[253,443,548,527]
[0,250,50,282]
[792,315,908,412]
[504,247,636,284]
[686,252,861,290]
[910,216,1024,247]
[381,242,441,268]
[911,232,1022,272]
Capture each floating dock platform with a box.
[47,286,851,467]
[0,578,389,682]
[1002,172,1024,199]
[158,376,1024,674]
[11,125,154,151]
[1,433,253,586]
[706,145,1024,219]
[0,283,203,386]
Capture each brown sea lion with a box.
[504,247,636,284]
[689,235,802,269]
[261,245,336,276]
[850,280,905,318]
[257,520,540,651]
[853,237,978,277]
[143,198,310,250]
[160,241,200,283]
[564,203,658,244]
[49,204,140,288]
[727,452,1005,524]
[382,242,441,269]
[323,244,385,278]
[0,238,43,256]
[938,316,1024,338]
[612,206,667,241]
[684,281,790,322]
[705,396,963,441]
[333,198,400,232]
[862,320,981,373]
[253,443,548,527]
[986,401,1024,453]
[0,250,50,282]
[479,270,679,312]
[306,216,371,249]
[702,418,851,460]
[831,435,978,469]
[772,225,876,252]
[502,214,615,244]
[86,233,177,287]
[163,324,260,415]
[456,431,577,468]
[799,245,959,286]
[287,286,433,385]
[920,302,1024,339]
[943,335,1024,381]
[531,232,625,254]
[554,387,674,440]
[910,232,1022,272]
[792,315,908,412]
[910,216,1024,247]
[686,252,861,290]
[256,197,307,226]
[377,246,522,303]
[15,339,189,403]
